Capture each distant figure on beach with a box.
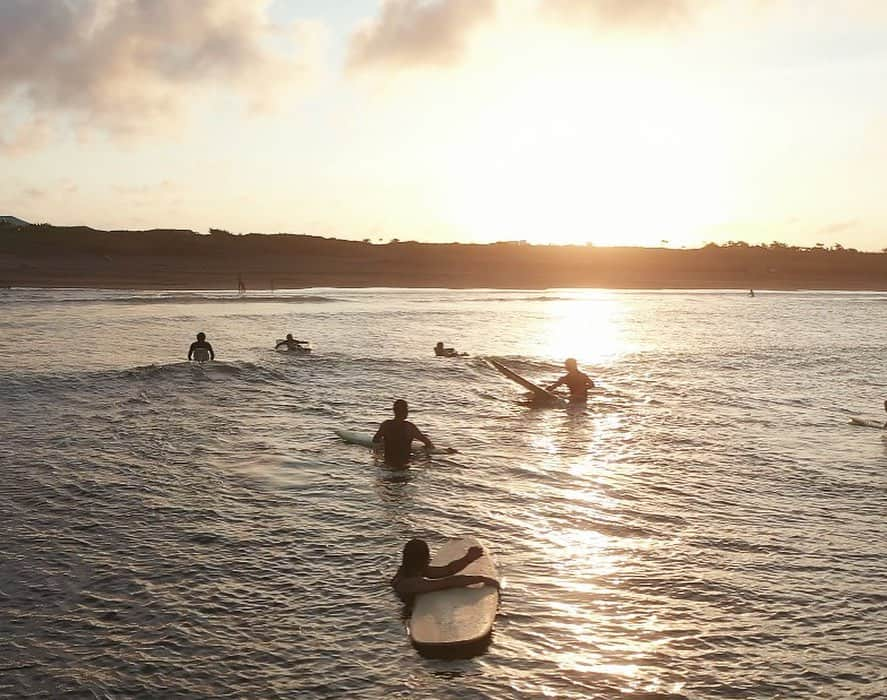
[391,538,498,602]
[434,341,467,357]
[275,333,309,351]
[372,399,434,468]
[883,400,887,429]
[547,358,594,403]
[749,289,755,297]
[237,274,246,295]
[188,332,215,362]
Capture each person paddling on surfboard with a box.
[275,333,309,351]
[434,341,467,358]
[547,358,594,403]
[391,539,499,603]
[372,399,435,468]
[188,332,214,362]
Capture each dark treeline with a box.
[2,223,887,289]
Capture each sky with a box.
[1,0,886,249]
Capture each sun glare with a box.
[442,30,736,247]
[543,293,629,362]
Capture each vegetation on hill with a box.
[1,222,885,289]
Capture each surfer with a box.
[547,358,594,403]
[187,332,215,362]
[372,399,434,468]
[434,341,466,357]
[749,289,755,297]
[883,400,887,428]
[275,333,309,351]
[391,539,499,602]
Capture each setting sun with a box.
[437,26,738,246]
[4,1,887,696]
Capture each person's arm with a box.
[208,343,215,360]
[372,423,385,447]
[275,340,286,349]
[546,376,565,391]
[411,424,434,449]
[188,343,194,361]
[394,574,498,596]
[586,374,595,389]
[425,546,483,578]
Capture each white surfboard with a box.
[409,537,499,647]
[849,417,884,429]
[333,429,457,455]
[487,358,567,407]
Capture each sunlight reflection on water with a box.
[2,288,887,698]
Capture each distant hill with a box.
[0,215,30,227]
[1,223,886,290]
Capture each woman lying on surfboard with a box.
[391,539,499,602]
[434,341,467,357]
[275,333,309,351]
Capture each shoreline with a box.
[5,281,887,292]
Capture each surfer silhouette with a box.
[547,358,594,403]
[434,341,466,357]
[391,538,498,602]
[372,399,434,468]
[275,333,309,351]
[883,399,887,429]
[188,332,214,362]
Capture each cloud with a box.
[539,0,705,29]
[815,220,860,238]
[112,180,178,196]
[23,186,47,200]
[347,0,496,71]
[0,0,324,152]
[0,111,52,155]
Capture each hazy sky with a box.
[2,0,886,249]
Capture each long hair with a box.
[400,538,430,576]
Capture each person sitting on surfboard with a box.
[187,332,215,362]
[391,538,499,603]
[434,341,466,357]
[275,333,309,351]
[547,358,594,402]
[372,399,435,468]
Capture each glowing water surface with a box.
[1,288,885,698]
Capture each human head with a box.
[436,341,443,348]
[565,357,578,371]
[393,399,408,419]
[197,332,206,341]
[286,333,293,340]
[400,538,430,575]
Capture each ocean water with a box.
[1,287,886,699]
